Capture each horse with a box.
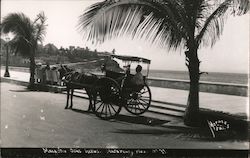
[60,69,98,111]
[57,65,98,111]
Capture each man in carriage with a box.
[131,65,144,86]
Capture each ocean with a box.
[147,70,248,85]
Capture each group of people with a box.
[35,64,69,86]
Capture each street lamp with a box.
[4,37,10,77]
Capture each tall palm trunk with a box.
[184,46,201,126]
[29,48,36,88]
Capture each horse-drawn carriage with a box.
[64,54,152,120]
[93,54,152,120]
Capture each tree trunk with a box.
[28,49,36,89]
[184,47,201,127]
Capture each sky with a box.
[1,0,249,73]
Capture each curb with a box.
[0,77,66,93]
[1,77,29,87]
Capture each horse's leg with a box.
[69,88,74,109]
[90,92,96,112]
[65,87,70,109]
[86,88,93,111]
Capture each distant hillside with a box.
[0,39,122,71]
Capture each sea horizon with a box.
[149,69,248,75]
[146,69,248,85]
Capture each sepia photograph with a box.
[0,0,249,157]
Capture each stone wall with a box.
[147,77,248,96]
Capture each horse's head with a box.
[61,71,78,83]
[58,65,74,79]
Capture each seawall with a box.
[147,77,248,96]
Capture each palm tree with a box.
[1,12,47,88]
[78,0,249,126]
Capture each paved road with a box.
[1,83,248,149]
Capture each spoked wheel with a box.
[124,84,151,115]
[93,77,122,120]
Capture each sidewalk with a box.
[1,69,248,119]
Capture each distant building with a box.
[97,51,112,57]
[69,46,75,51]
[76,46,85,51]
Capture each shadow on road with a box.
[111,123,214,141]
[9,86,49,92]
[69,106,170,126]
[112,128,182,136]
[9,89,33,92]
[70,108,95,116]
[111,114,248,142]
[69,108,248,142]
[112,115,170,126]
[8,84,54,92]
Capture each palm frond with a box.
[78,0,188,50]
[33,12,47,44]
[1,12,47,56]
[9,36,31,57]
[1,13,34,57]
[1,13,33,42]
[78,0,248,50]
[231,0,250,15]
[196,0,249,47]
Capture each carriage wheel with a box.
[125,84,151,115]
[93,77,122,120]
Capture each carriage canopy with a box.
[111,54,151,64]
